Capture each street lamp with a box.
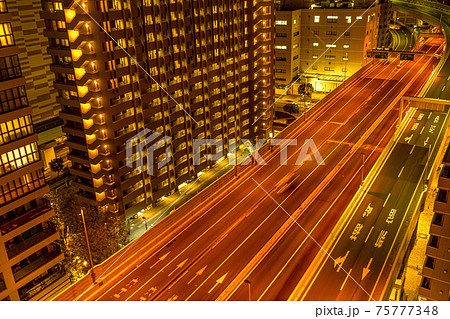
[80,207,96,284]
[142,216,148,230]
[244,279,251,301]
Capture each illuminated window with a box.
[326,44,336,48]
[0,171,45,205]
[0,143,39,176]
[313,42,319,47]
[0,23,14,47]
[0,116,34,145]
[346,16,352,23]
[0,0,7,13]
[327,16,338,23]
[275,45,287,50]
[314,16,320,23]
[343,44,350,49]
[275,20,287,25]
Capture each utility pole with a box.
[244,279,251,301]
[81,207,96,284]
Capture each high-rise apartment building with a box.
[419,147,450,301]
[7,0,66,170]
[40,0,274,219]
[0,0,64,301]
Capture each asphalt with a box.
[51,38,441,301]
[303,108,447,301]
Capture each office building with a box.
[274,4,381,92]
[40,0,274,219]
[0,0,64,301]
[419,147,450,301]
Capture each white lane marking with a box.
[442,86,446,92]
[365,226,374,243]
[420,126,425,134]
[410,145,416,154]
[398,166,405,178]
[383,193,391,207]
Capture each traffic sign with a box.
[400,53,414,61]
[367,51,388,59]
[374,52,388,59]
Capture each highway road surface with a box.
[301,108,448,301]
[53,39,442,301]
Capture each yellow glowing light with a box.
[77,86,88,97]
[68,30,79,42]
[74,68,86,80]
[64,9,76,23]
[71,49,82,61]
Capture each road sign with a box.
[374,52,388,59]
[400,53,414,61]
[368,51,388,59]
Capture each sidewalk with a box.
[128,149,249,240]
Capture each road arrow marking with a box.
[150,252,170,269]
[187,266,207,285]
[404,134,413,143]
[168,259,188,277]
[424,137,430,146]
[208,273,227,294]
[334,251,349,272]
[362,258,373,280]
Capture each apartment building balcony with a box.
[54,79,77,92]
[70,166,92,180]
[6,226,58,259]
[0,206,53,237]
[68,153,90,166]
[62,125,84,138]
[71,178,94,193]
[12,245,62,283]
[39,10,64,21]
[65,138,88,152]
[70,33,94,50]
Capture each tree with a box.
[49,157,64,177]
[44,186,128,282]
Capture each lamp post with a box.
[80,207,96,284]
[142,216,148,230]
[244,279,251,301]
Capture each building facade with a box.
[0,0,64,301]
[274,5,380,92]
[7,0,66,171]
[40,0,274,219]
[419,148,450,301]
